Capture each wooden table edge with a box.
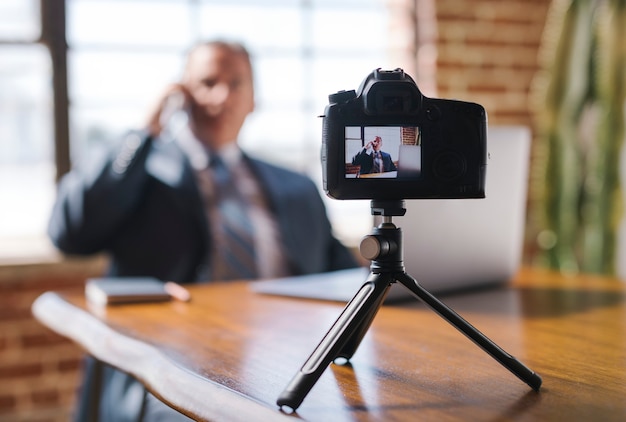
[31,291,294,422]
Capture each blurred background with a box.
[0,0,624,421]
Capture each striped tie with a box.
[373,151,382,173]
[210,156,258,281]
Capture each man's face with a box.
[183,45,255,147]
[372,137,382,151]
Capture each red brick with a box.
[32,389,60,406]
[58,357,82,373]
[0,362,43,379]
[0,394,16,411]
[21,332,69,349]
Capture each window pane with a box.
[311,6,388,51]
[240,109,310,162]
[0,0,40,40]
[0,45,54,247]
[67,0,194,48]
[69,51,185,103]
[254,56,305,108]
[69,50,186,163]
[198,4,302,50]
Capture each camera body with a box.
[321,68,487,200]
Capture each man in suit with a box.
[351,135,397,175]
[48,40,358,421]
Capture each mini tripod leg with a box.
[335,273,393,361]
[395,271,542,391]
[276,271,395,411]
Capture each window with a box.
[0,1,56,261]
[1,0,391,260]
[68,0,390,245]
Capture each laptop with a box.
[252,126,531,301]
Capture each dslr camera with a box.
[321,68,487,200]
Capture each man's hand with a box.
[143,84,191,137]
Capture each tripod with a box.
[277,200,542,412]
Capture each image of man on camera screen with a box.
[352,135,397,177]
[347,126,406,178]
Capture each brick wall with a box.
[389,0,552,261]
[402,126,419,145]
[389,0,551,127]
[0,258,105,422]
[436,0,551,127]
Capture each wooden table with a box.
[32,267,626,421]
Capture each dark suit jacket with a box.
[351,148,397,175]
[48,130,358,421]
[49,130,357,281]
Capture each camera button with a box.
[425,105,441,121]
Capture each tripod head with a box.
[360,200,406,272]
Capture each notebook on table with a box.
[252,126,531,302]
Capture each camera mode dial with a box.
[329,90,356,104]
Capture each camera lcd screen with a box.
[345,126,421,179]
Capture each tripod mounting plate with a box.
[370,200,407,216]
